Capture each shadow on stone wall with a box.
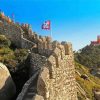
[11,59,30,99]
[0,76,16,100]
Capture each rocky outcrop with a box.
[34,95,44,100]
[0,62,16,100]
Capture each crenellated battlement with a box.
[37,39,73,57]
[16,41,77,100]
[0,12,13,23]
[0,12,73,57]
[0,12,77,100]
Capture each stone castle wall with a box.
[0,20,22,47]
[0,14,77,100]
[38,43,77,100]
[0,18,36,49]
[17,43,77,100]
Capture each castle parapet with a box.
[0,12,5,19]
[0,12,77,100]
[61,41,73,55]
[0,12,73,57]
[37,37,73,58]
[0,12,12,24]
[38,36,52,56]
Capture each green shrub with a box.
[14,49,28,62]
[0,47,15,63]
[0,35,11,47]
[0,47,13,55]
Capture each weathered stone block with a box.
[0,63,16,100]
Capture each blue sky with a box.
[0,0,100,50]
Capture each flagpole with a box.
[50,27,52,38]
[50,21,52,38]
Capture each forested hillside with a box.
[75,45,100,68]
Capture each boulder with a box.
[34,94,44,100]
[0,62,16,100]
